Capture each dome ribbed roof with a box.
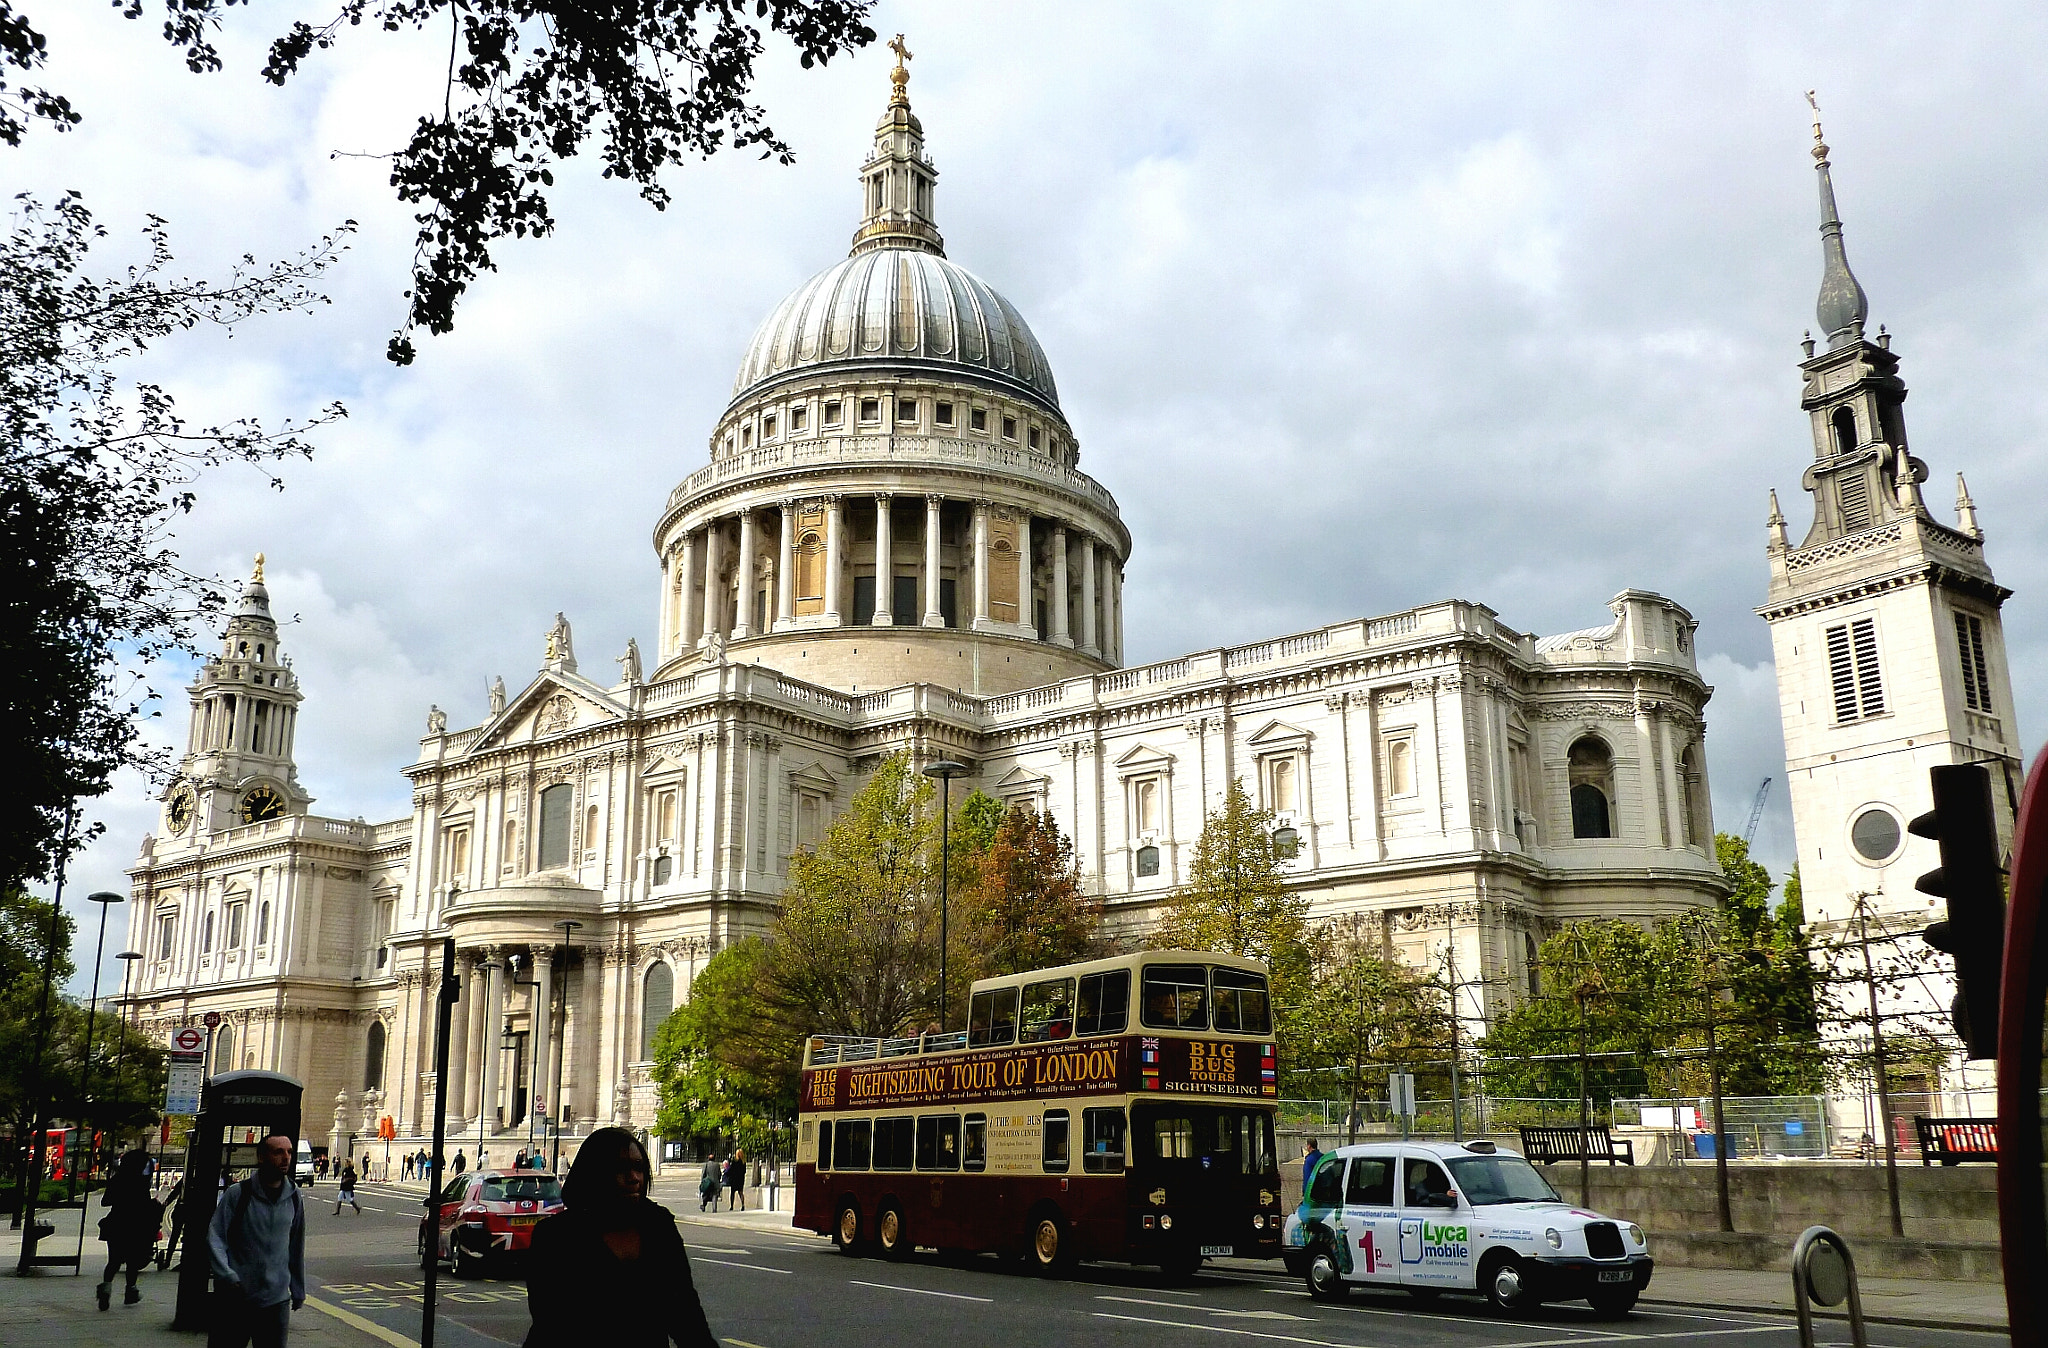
[731,248,1060,410]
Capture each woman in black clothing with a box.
[524,1128,715,1348]
[95,1150,161,1310]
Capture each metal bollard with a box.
[1791,1226,1868,1348]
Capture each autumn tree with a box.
[1286,930,1452,1141]
[1150,779,1311,991]
[958,806,1101,981]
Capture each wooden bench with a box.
[1517,1125,1635,1166]
[1914,1116,1998,1165]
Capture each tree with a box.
[1150,779,1311,989]
[3,0,879,363]
[1285,930,1451,1140]
[759,752,939,1039]
[650,939,793,1152]
[1,194,350,888]
[957,806,1100,981]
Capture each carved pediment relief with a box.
[1114,743,1174,778]
[787,760,838,795]
[469,674,628,753]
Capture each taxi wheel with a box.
[1588,1287,1638,1319]
[1304,1244,1350,1302]
[833,1202,864,1256]
[1483,1253,1537,1314]
[876,1204,910,1261]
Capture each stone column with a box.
[923,495,945,627]
[775,501,795,630]
[1017,515,1034,636]
[1111,560,1124,664]
[479,955,506,1134]
[872,493,894,625]
[972,501,991,630]
[733,508,757,640]
[823,495,844,624]
[700,521,724,645]
[532,948,554,1123]
[446,956,471,1122]
[677,530,698,654]
[1079,534,1099,656]
[463,955,488,1122]
[1050,526,1072,646]
[577,949,604,1123]
[1101,550,1117,663]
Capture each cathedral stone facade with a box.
[121,64,1726,1156]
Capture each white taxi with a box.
[1281,1140,1652,1316]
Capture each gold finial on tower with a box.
[1805,89,1828,160]
[888,33,913,106]
[252,552,266,583]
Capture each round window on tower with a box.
[1849,807,1903,864]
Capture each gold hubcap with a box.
[880,1211,900,1247]
[1034,1220,1059,1263]
[839,1210,858,1245]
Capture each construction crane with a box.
[1743,777,1773,847]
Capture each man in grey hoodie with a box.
[207,1133,306,1348]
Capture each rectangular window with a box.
[1152,1115,1194,1160]
[963,1114,987,1171]
[967,986,1018,1047]
[896,398,918,424]
[859,397,880,423]
[791,405,807,431]
[225,903,245,950]
[833,1119,872,1171]
[444,827,470,882]
[1076,969,1130,1036]
[872,1116,915,1171]
[762,414,777,438]
[1001,415,1018,440]
[816,1118,832,1170]
[1141,963,1208,1030]
[823,400,842,428]
[970,407,988,433]
[852,573,877,626]
[1956,612,1992,712]
[158,913,176,960]
[915,1115,960,1171]
[1346,1156,1396,1205]
[1082,1107,1126,1174]
[892,574,919,625]
[740,425,751,447]
[1019,977,1075,1043]
[1028,426,1042,450]
[1826,616,1886,722]
[935,401,954,426]
[1211,966,1272,1034]
[1042,1109,1070,1173]
[538,783,574,869]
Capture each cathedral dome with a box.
[731,248,1059,412]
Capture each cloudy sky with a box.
[23,2,2048,984]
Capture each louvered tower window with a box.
[1955,612,1993,712]
[1826,618,1886,722]
[1838,470,1872,531]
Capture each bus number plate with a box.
[1597,1270,1631,1283]
[1200,1245,1233,1257]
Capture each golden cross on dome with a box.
[1805,89,1828,158]
[252,552,266,583]
[888,33,912,104]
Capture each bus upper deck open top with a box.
[795,950,1282,1276]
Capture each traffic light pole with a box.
[1996,745,2047,1347]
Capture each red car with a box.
[419,1170,564,1276]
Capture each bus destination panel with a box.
[802,1034,1277,1112]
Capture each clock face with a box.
[167,788,195,834]
[240,786,286,824]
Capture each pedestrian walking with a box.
[206,1132,306,1348]
[453,1150,467,1175]
[523,1126,715,1348]
[419,1149,431,1180]
[515,1148,529,1170]
[333,1165,361,1215]
[95,1149,162,1310]
[696,1154,720,1212]
[401,1154,412,1181]
[721,1150,745,1212]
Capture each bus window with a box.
[1210,966,1272,1033]
[1042,1110,1071,1173]
[963,1114,987,1172]
[834,1119,872,1171]
[1141,963,1208,1030]
[1076,969,1129,1036]
[817,1119,833,1170]
[968,987,1019,1047]
[1082,1107,1126,1173]
[916,1115,961,1171]
[1151,1115,1194,1160]
[874,1116,915,1171]
[1019,977,1075,1042]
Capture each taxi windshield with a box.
[480,1176,562,1204]
[1445,1155,1559,1205]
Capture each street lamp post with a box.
[500,1023,529,1165]
[110,952,143,1154]
[551,920,582,1173]
[921,760,967,1031]
[68,892,124,1211]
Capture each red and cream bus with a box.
[794,951,1283,1277]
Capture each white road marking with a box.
[849,1280,993,1303]
[1092,1311,1361,1346]
[693,1257,792,1275]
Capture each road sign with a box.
[202,1011,222,1028]
[1389,1072,1417,1117]
[171,1027,206,1053]
[165,1058,204,1115]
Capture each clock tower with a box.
[163,555,313,839]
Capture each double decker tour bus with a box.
[795,951,1282,1277]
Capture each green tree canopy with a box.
[1150,779,1311,991]
[650,938,794,1150]
[1285,931,1452,1139]
[958,805,1100,981]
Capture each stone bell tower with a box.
[1758,102,2022,949]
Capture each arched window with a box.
[584,804,599,855]
[641,961,674,1060]
[657,790,678,841]
[255,902,270,946]
[1524,933,1541,999]
[212,1022,235,1075]
[502,818,520,871]
[364,1022,386,1091]
[1831,406,1858,457]
[651,854,673,886]
[538,784,573,869]
[1271,827,1300,860]
[1568,736,1615,840]
[1269,758,1296,813]
[1679,744,1705,847]
[201,910,215,954]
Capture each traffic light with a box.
[1910,763,2005,1059]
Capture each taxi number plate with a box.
[1200,1245,1232,1257]
[1597,1270,1631,1283]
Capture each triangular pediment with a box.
[1248,718,1312,750]
[993,765,1050,793]
[787,760,838,794]
[1114,742,1175,777]
[469,672,627,752]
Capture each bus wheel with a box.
[876,1204,910,1261]
[1304,1244,1348,1301]
[1159,1248,1203,1282]
[833,1202,864,1256]
[1027,1209,1073,1275]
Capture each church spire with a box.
[850,34,944,257]
[1807,92,1869,349]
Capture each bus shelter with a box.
[171,1071,303,1331]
